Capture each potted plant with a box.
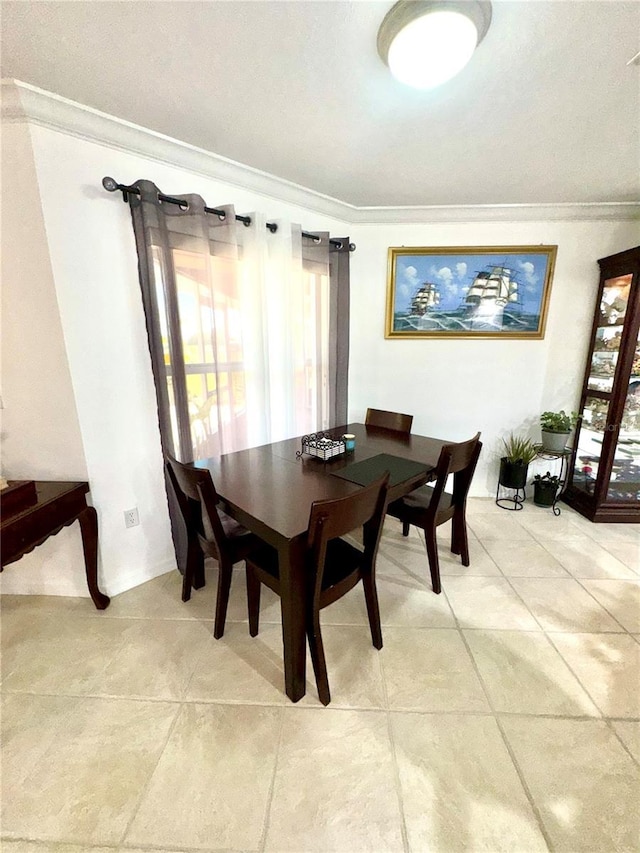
[533,471,561,506]
[499,433,538,489]
[540,410,579,452]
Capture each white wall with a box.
[2,119,350,598]
[1,122,90,596]
[348,221,639,495]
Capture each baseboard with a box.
[103,557,178,597]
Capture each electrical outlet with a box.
[124,507,139,528]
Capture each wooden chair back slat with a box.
[365,408,413,434]
[386,432,482,595]
[307,471,390,601]
[246,471,390,704]
[166,453,260,639]
[166,455,227,552]
[430,431,482,513]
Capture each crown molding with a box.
[350,202,640,223]
[3,79,639,224]
[1,79,355,222]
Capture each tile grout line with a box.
[602,718,640,770]
[481,535,573,581]
[493,518,640,765]
[468,523,558,632]
[491,526,632,634]
[531,528,635,634]
[542,629,636,727]
[536,628,605,719]
[1,834,120,850]
[378,641,411,853]
[414,524,505,581]
[418,519,570,636]
[256,704,286,853]
[440,583,556,853]
[116,700,184,847]
[498,573,558,631]
[8,679,633,722]
[121,842,250,853]
[468,532,508,579]
[0,686,288,708]
[495,528,637,726]
[567,519,640,549]
[0,834,258,853]
[180,627,211,700]
[379,532,436,588]
[567,574,634,634]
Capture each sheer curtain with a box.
[128,180,349,468]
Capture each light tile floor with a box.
[2,498,639,853]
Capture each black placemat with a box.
[332,453,429,487]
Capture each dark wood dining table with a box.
[196,423,447,702]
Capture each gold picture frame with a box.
[385,245,557,339]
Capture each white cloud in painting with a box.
[399,264,420,298]
[430,265,460,299]
[455,262,467,279]
[517,260,538,292]
[430,265,453,284]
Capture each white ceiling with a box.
[2,0,639,207]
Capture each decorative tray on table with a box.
[296,433,346,461]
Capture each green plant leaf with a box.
[501,433,537,464]
[540,410,580,432]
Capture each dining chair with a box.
[386,433,482,594]
[365,407,413,435]
[245,472,390,706]
[166,455,261,639]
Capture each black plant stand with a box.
[533,446,572,516]
[496,483,526,510]
[496,458,529,511]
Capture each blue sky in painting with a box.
[393,252,551,314]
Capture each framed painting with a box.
[385,245,557,339]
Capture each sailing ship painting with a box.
[463,265,520,330]
[386,246,557,339]
[410,282,440,316]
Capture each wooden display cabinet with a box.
[563,246,640,522]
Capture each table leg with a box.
[77,505,110,610]
[278,536,307,702]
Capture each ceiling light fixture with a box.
[377,0,492,90]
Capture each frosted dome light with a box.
[378,1,492,90]
[388,11,478,89]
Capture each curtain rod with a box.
[102,177,355,251]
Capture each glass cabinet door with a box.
[572,396,610,495]
[588,274,631,393]
[606,326,640,501]
[574,274,633,497]
[564,247,640,523]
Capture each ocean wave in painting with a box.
[393,310,540,333]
